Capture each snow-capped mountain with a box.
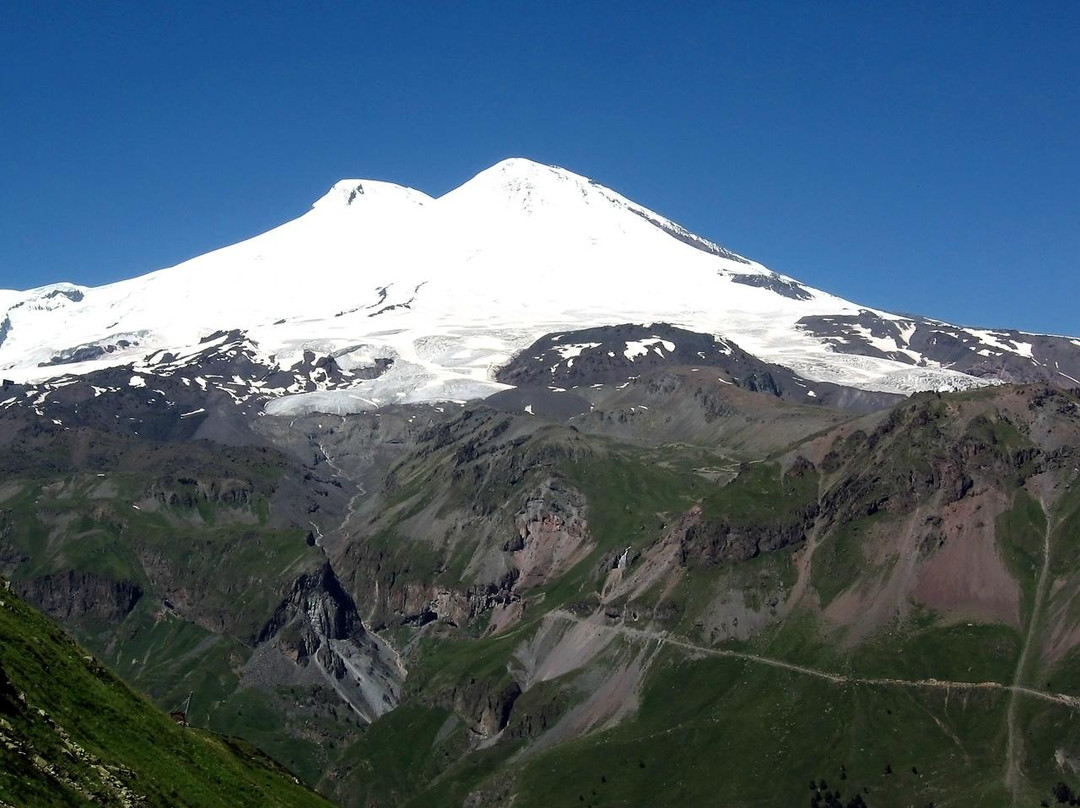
[2,158,1078,417]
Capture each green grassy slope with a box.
[0,579,334,808]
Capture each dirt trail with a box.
[547,610,1080,711]
[1004,497,1054,804]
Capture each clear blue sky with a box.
[2,1,1077,334]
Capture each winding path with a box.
[546,610,1080,711]
[1004,499,1054,803]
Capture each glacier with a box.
[2,157,1067,415]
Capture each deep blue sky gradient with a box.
[2,1,1077,334]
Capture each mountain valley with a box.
[2,160,1080,807]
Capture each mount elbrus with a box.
[2,158,1078,424]
[2,159,1080,808]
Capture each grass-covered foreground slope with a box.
[0,577,333,807]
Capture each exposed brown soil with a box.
[824,509,925,641]
[913,489,1020,627]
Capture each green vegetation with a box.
[700,460,817,525]
[563,445,711,554]
[848,618,1022,683]
[964,412,1027,452]
[0,580,331,807]
[997,489,1047,622]
[812,514,885,608]
[2,471,321,642]
[404,621,538,703]
[334,704,459,805]
[208,684,352,789]
[105,604,249,721]
[1049,484,1080,579]
[332,699,533,808]
[0,450,339,797]
[513,649,1012,808]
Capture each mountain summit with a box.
[2,159,1078,416]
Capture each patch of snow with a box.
[843,323,923,363]
[624,338,675,360]
[554,342,601,360]
[965,328,1034,359]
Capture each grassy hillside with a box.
[0,578,334,807]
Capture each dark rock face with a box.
[258,563,360,648]
[672,458,820,569]
[798,310,1080,387]
[496,323,903,413]
[0,328,395,444]
[440,676,522,737]
[680,501,820,568]
[730,272,814,300]
[42,288,84,303]
[344,548,522,633]
[496,323,720,387]
[818,394,1048,532]
[505,690,569,740]
[483,387,591,420]
[15,571,142,623]
[509,480,592,591]
[256,563,403,721]
[799,310,923,365]
[332,409,594,636]
[41,339,139,367]
[150,477,254,510]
